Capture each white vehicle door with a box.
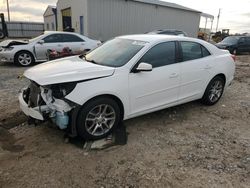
[34,34,64,61]
[178,41,212,101]
[129,42,180,115]
[61,33,86,54]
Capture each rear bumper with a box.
[18,91,44,120]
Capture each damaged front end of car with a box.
[19,81,77,130]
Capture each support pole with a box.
[6,0,10,21]
[216,9,221,32]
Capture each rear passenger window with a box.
[62,34,84,42]
[180,42,202,61]
[201,46,211,57]
[139,42,176,68]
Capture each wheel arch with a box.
[201,73,226,99]
[14,50,35,60]
[214,73,226,84]
[202,73,227,98]
[82,94,125,121]
[68,94,125,138]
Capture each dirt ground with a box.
[0,56,249,188]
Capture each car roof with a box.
[118,34,221,54]
[118,34,196,43]
[44,31,81,35]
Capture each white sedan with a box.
[0,31,101,66]
[19,35,235,140]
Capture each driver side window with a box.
[139,42,176,68]
[43,34,63,43]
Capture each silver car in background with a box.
[0,31,101,66]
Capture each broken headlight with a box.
[3,47,14,51]
[50,82,77,99]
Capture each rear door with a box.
[178,41,212,102]
[238,37,248,52]
[61,33,86,54]
[246,37,250,52]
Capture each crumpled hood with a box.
[24,56,115,85]
[0,40,28,48]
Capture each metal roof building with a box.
[56,0,202,41]
[44,5,57,31]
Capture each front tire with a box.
[76,97,121,140]
[201,76,225,105]
[14,51,35,66]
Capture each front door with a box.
[34,34,64,60]
[129,41,180,115]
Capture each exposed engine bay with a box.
[21,81,76,129]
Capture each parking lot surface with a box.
[0,56,250,188]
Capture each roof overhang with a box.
[201,13,214,20]
[133,0,201,13]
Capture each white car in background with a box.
[0,31,101,66]
[19,35,235,140]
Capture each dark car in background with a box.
[146,29,188,37]
[216,36,250,54]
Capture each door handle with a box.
[204,65,212,70]
[169,73,178,78]
[57,44,62,47]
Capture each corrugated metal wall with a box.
[87,0,200,41]
[0,22,44,38]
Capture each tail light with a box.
[231,55,236,62]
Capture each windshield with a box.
[221,36,240,44]
[85,38,146,67]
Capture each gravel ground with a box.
[0,56,250,188]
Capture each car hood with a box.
[24,56,115,85]
[0,40,28,48]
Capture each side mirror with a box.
[135,62,152,72]
[38,40,44,45]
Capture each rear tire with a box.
[14,51,35,66]
[201,76,225,105]
[231,48,238,55]
[0,29,5,39]
[76,97,121,140]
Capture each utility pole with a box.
[216,8,221,32]
[6,0,10,21]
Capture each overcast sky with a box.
[0,0,249,33]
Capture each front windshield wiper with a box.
[86,59,99,65]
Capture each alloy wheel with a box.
[85,104,116,136]
[18,53,32,66]
[208,80,223,103]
